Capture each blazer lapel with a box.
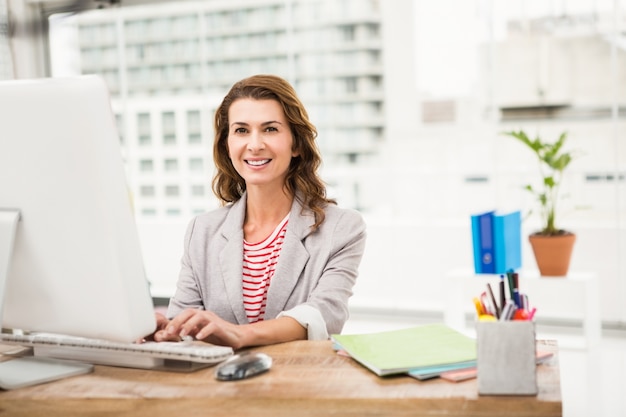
[218,196,249,324]
[264,197,314,319]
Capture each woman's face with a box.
[227,98,298,192]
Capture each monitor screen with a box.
[0,75,156,343]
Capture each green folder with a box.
[331,323,477,376]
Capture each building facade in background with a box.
[70,0,416,218]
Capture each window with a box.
[141,208,157,216]
[164,134,176,145]
[345,77,358,94]
[137,113,150,133]
[188,133,202,144]
[139,159,154,171]
[164,159,178,172]
[339,25,355,42]
[139,135,152,146]
[137,113,152,145]
[187,110,203,144]
[189,158,204,172]
[191,184,205,196]
[140,185,155,197]
[162,111,176,133]
[165,185,179,197]
[187,110,201,130]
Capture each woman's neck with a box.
[244,187,293,242]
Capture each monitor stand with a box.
[0,210,93,390]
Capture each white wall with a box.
[350,216,625,325]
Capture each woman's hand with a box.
[140,312,176,342]
[153,308,247,349]
[151,309,307,349]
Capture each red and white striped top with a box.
[242,214,289,323]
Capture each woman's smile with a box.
[245,158,271,167]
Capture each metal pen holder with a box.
[476,321,538,396]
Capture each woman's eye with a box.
[265,126,278,132]
[234,127,247,134]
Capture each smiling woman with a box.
[226,98,299,196]
[148,74,367,350]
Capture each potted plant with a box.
[502,129,578,277]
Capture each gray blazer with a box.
[167,193,367,338]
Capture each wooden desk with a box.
[0,340,562,417]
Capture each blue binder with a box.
[471,210,522,275]
[471,211,495,274]
[493,210,522,274]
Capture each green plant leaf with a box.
[502,129,577,235]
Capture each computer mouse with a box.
[214,352,272,381]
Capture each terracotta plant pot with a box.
[528,233,576,277]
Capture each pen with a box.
[521,293,528,310]
[499,299,516,321]
[473,297,485,317]
[506,271,515,303]
[499,275,506,310]
[486,283,500,319]
[481,291,495,316]
[512,272,520,308]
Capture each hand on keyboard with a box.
[153,309,247,349]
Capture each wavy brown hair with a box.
[212,74,335,230]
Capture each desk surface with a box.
[0,340,562,417]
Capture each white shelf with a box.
[444,268,601,349]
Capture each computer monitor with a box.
[0,75,156,343]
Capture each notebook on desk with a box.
[331,323,477,377]
[0,76,232,388]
